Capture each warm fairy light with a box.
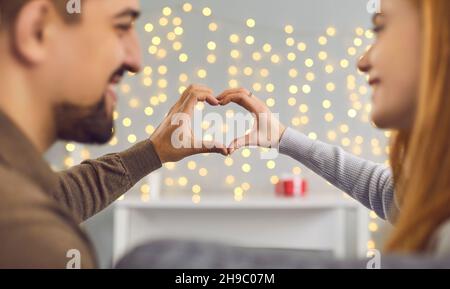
[197,69,207,79]
[246,18,256,28]
[289,85,298,94]
[348,47,357,56]
[289,69,298,78]
[159,17,169,27]
[284,25,294,34]
[259,68,269,77]
[322,100,332,109]
[308,132,318,140]
[318,36,327,45]
[122,117,132,127]
[144,23,154,33]
[156,49,167,59]
[174,27,184,36]
[287,52,296,62]
[270,176,279,185]
[241,163,251,173]
[288,97,296,106]
[302,84,311,94]
[145,125,155,135]
[340,59,350,68]
[318,51,328,60]
[252,52,262,61]
[243,67,253,76]
[325,64,334,74]
[241,183,251,191]
[326,82,336,92]
[266,160,276,169]
[202,7,212,17]
[224,157,234,167]
[173,17,182,26]
[285,37,295,47]
[305,58,314,68]
[228,66,238,75]
[297,42,307,51]
[162,7,172,16]
[65,143,76,152]
[127,134,137,144]
[230,49,241,59]
[199,168,208,177]
[245,35,255,45]
[226,175,235,185]
[143,66,152,75]
[152,36,161,46]
[292,167,302,175]
[324,113,334,122]
[237,149,250,159]
[298,104,308,113]
[229,34,240,44]
[266,98,276,107]
[208,22,218,31]
[179,53,188,62]
[306,72,315,81]
[207,41,216,50]
[207,54,216,63]
[144,107,154,116]
[354,37,363,47]
[265,83,275,93]
[192,185,201,194]
[173,41,182,51]
[178,177,188,186]
[262,43,272,53]
[182,3,192,12]
[326,26,336,36]
[270,54,280,64]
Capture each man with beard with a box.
[0,0,227,268]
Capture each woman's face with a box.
[358,0,421,130]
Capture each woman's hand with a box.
[217,88,286,154]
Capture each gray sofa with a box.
[115,239,450,269]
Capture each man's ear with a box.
[13,0,54,64]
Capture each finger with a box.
[219,92,267,114]
[183,85,213,102]
[181,91,216,114]
[217,88,249,100]
[227,134,252,154]
[193,141,228,156]
[204,93,219,106]
[171,85,215,114]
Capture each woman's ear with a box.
[13,0,53,65]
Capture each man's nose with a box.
[123,32,142,74]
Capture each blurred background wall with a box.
[46,0,390,268]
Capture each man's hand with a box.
[217,88,287,154]
[150,85,228,163]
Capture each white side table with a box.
[113,195,370,264]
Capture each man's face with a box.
[52,0,141,143]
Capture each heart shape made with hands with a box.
[150,85,285,163]
[217,88,286,154]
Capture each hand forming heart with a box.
[150,85,286,164]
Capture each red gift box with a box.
[275,176,308,197]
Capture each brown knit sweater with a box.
[0,111,162,268]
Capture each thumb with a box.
[227,134,252,154]
[194,140,228,156]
